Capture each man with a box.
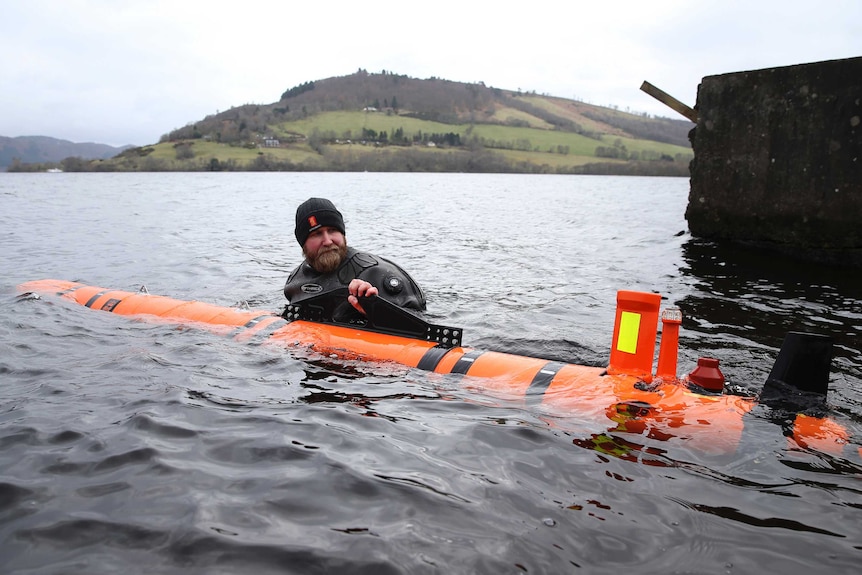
[284,197,426,323]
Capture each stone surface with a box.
[686,57,862,266]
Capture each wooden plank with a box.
[640,81,698,123]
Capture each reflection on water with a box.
[681,238,862,348]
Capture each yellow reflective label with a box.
[617,311,640,354]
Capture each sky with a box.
[2,0,860,147]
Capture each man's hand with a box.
[347,278,378,315]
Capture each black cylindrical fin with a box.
[766,332,833,396]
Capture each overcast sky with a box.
[2,0,860,147]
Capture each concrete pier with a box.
[686,57,862,266]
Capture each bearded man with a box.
[284,198,426,322]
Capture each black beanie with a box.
[294,197,346,246]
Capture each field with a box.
[90,109,690,173]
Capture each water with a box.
[1,172,860,574]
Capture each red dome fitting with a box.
[688,357,725,391]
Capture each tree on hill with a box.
[281,81,315,100]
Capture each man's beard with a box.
[305,242,348,273]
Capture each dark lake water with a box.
[1,172,860,574]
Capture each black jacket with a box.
[284,247,426,323]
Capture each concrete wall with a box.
[686,57,862,266]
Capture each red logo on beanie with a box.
[308,215,318,227]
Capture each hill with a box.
[10,70,694,175]
[0,136,131,171]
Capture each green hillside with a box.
[13,70,695,175]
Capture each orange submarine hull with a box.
[17,279,857,458]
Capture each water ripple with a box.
[1,173,860,574]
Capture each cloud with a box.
[1,0,859,146]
